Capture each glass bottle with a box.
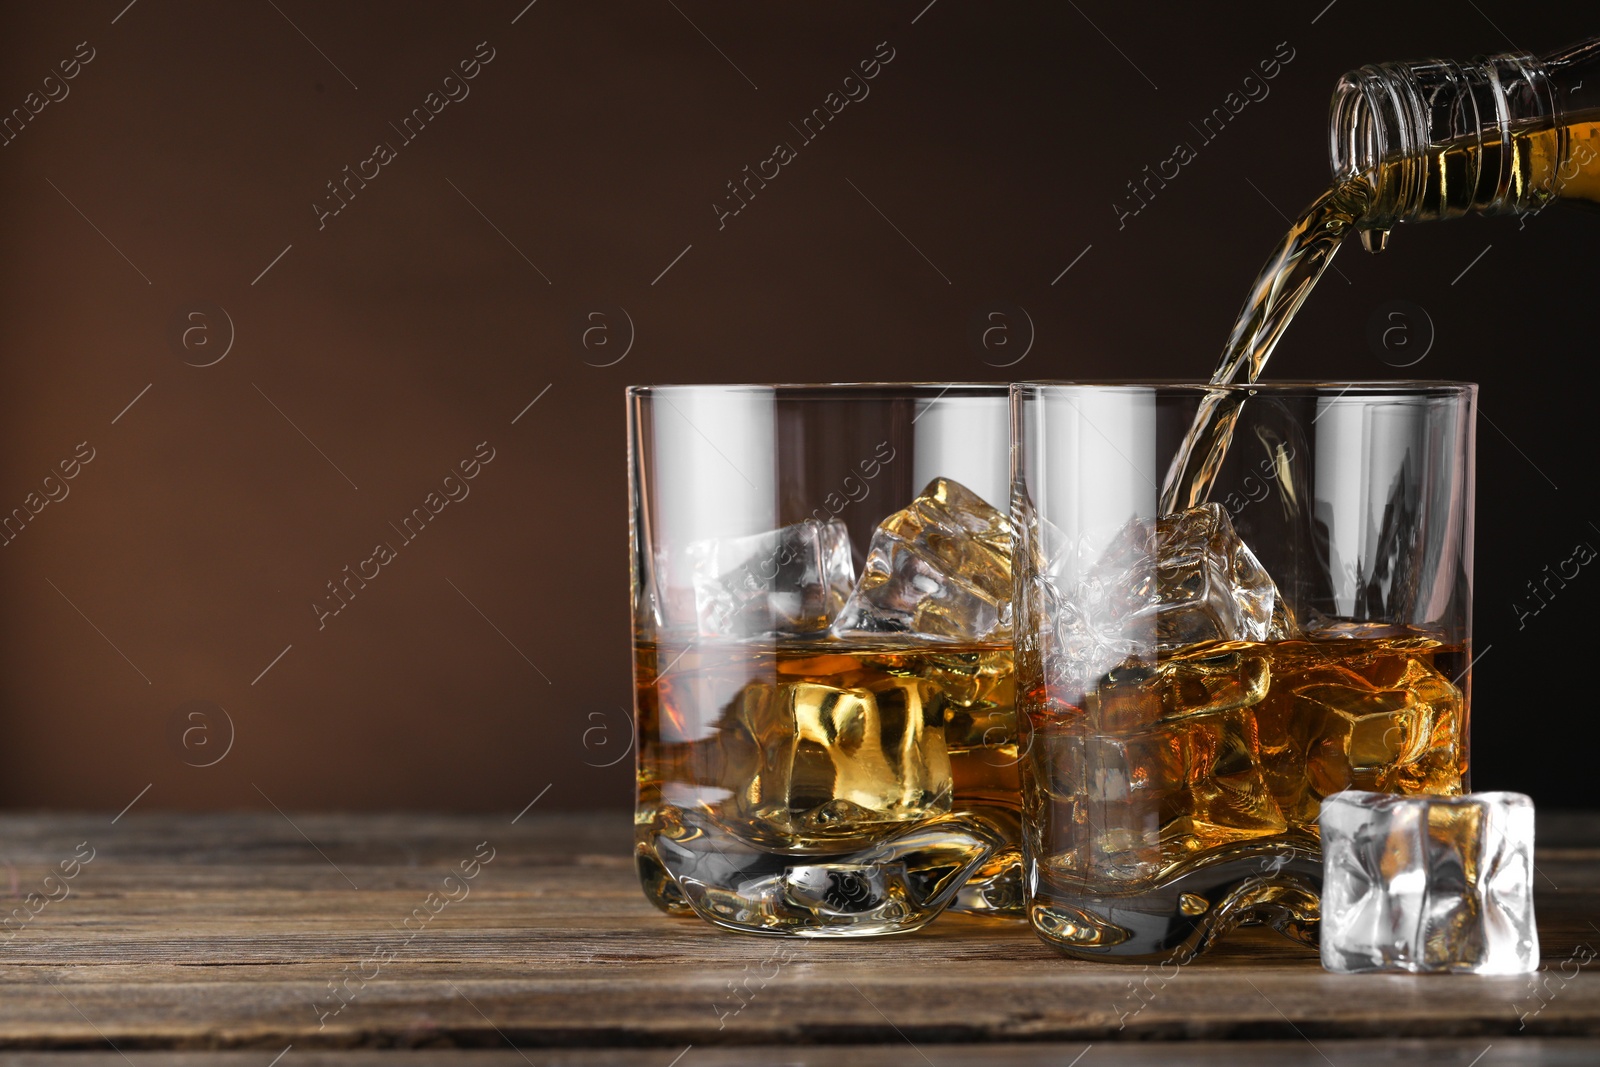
[1330,35,1600,248]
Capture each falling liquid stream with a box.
[1159,179,1374,514]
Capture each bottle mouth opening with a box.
[1328,74,1384,183]
[1329,52,1552,227]
[1328,67,1421,227]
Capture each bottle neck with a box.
[1329,51,1556,227]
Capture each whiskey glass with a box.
[1011,381,1475,959]
[628,384,1020,936]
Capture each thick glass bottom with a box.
[637,805,1019,936]
[1027,841,1322,961]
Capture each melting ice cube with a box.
[1320,790,1538,975]
[687,519,855,637]
[832,477,1013,641]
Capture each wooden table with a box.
[2,811,1598,1065]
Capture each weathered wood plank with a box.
[0,813,1595,1051]
[0,1041,1594,1066]
[0,1041,1588,1066]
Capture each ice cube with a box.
[1157,705,1287,850]
[1133,503,1294,649]
[688,519,855,637]
[1157,646,1272,720]
[832,477,1012,641]
[1281,656,1464,799]
[1091,669,1285,867]
[731,676,952,843]
[1038,656,1285,886]
[1319,791,1538,975]
[1030,725,1165,884]
[1045,504,1294,700]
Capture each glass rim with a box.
[626,382,1010,398]
[1012,379,1476,396]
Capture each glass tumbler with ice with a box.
[628,384,1021,936]
[1012,382,1476,960]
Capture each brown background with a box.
[0,1,1593,814]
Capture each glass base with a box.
[949,808,1024,915]
[636,805,1020,936]
[1027,843,1323,961]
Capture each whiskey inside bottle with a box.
[1402,111,1600,218]
[1161,107,1600,512]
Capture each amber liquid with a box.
[635,638,1019,921]
[1401,113,1600,218]
[1025,634,1467,892]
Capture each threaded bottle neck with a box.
[1329,52,1556,226]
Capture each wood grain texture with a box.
[0,812,1597,1059]
[0,1044,1594,1067]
